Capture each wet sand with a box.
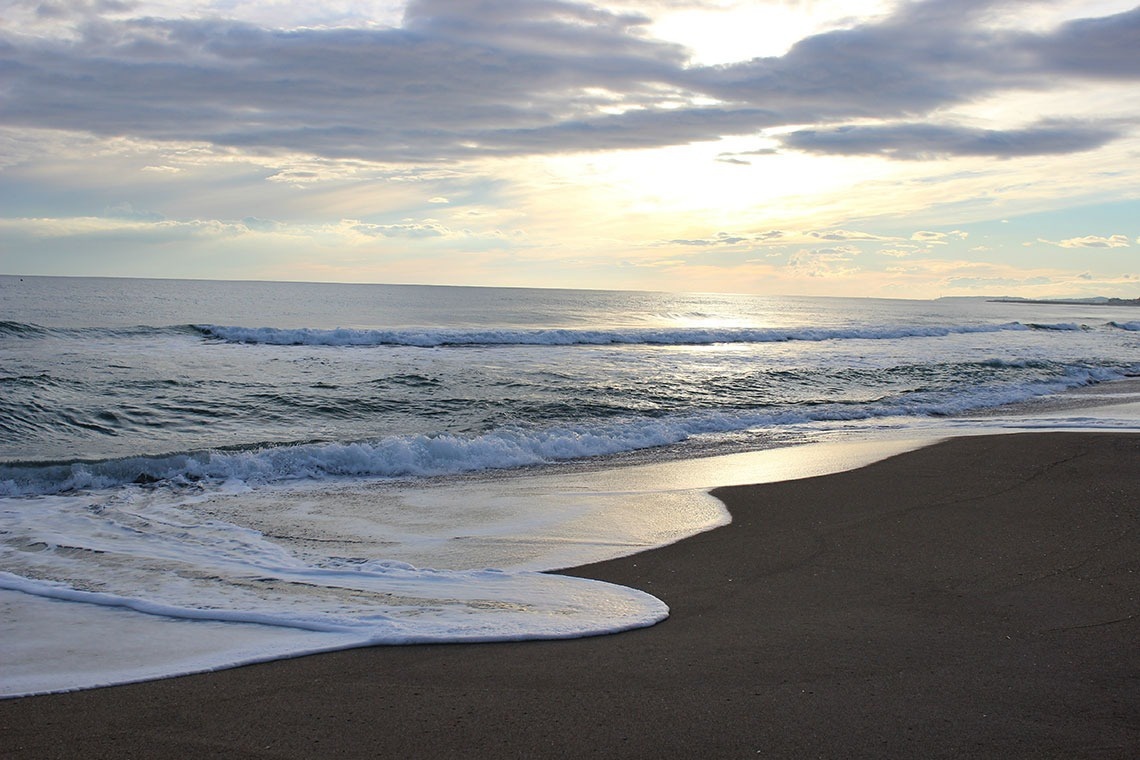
[2,432,1137,758]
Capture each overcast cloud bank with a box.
[2,0,1137,162]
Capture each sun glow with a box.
[535,139,901,232]
[648,0,898,64]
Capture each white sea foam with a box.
[0,481,674,698]
[1,436,931,698]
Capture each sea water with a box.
[2,275,1138,696]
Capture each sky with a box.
[1,0,1138,299]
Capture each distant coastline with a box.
[988,297,1140,307]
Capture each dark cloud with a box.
[32,0,137,20]
[690,0,1026,119]
[0,0,1135,163]
[780,122,1120,159]
[1028,6,1140,79]
[471,106,781,156]
[1,1,696,160]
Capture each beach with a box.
[2,430,1136,758]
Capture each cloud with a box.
[787,246,860,278]
[240,216,280,232]
[698,4,1140,114]
[0,215,252,240]
[631,258,688,268]
[1025,6,1140,79]
[779,122,1120,160]
[1041,234,1132,248]
[0,0,1136,164]
[352,221,449,239]
[665,229,786,247]
[807,229,892,242]
[103,202,166,222]
[942,275,1055,289]
[911,230,968,243]
[715,147,779,165]
[0,212,528,251]
[0,0,704,161]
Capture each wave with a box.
[2,320,1115,348]
[0,321,50,338]
[2,364,1127,497]
[0,321,198,341]
[194,321,1037,348]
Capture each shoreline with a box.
[2,431,1138,758]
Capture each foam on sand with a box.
[1,437,926,698]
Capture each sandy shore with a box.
[2,432,1137,758]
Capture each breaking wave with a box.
[194,322,1036,347]
[2,320,1117,349]
[2,362,1127,497]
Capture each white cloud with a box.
[911,230,968,243]
[0,215,260,243]
[807,229,893,242]
[352,220,449,239]
[787,247,860,278]
[1041,234,1131,248]
[664,229,786,247]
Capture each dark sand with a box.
[2,432,1137,758]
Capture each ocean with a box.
[2,274,1138,696]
